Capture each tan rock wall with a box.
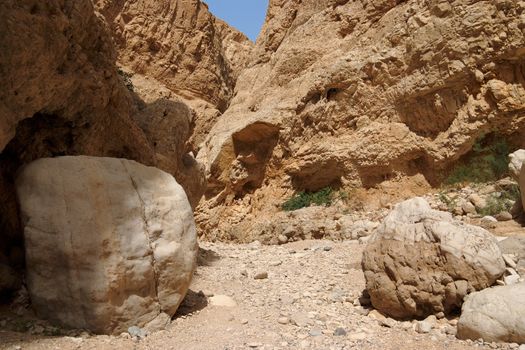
[95,0,254,145]
[197,0,525,240]
[0,0,205,295]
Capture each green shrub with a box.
[445,136,510,185]
[479,184,521,216]
[118,68,134,92]
[282,187,333,211]
[438,192,458,212]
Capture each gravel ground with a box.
[0,240,519,350]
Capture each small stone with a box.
[269,260,282,266]
[415,320,433,334]
[254,271,268,280]
[347,332,366,341]
[481,215,497,223]
[247,342,262,348]
[241,270,248,277]
[128,326,147,339]
[291,312,311,327]
[495,211,512,221]
[209,295,237,307]
[504,274,520,285]
[469,194,487,210]
[323,246,332,251]
[474,69,485,82]
[241,319,249,325]
[278,235,288,244]
[278,317,290,325]
[354,306,370,316]
[368,309,386,321]
[333,327,347,336]
[503,254,518,268]
[380,318,396,328]
[309,328,322,336]
[462,202,477,215]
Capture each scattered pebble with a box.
[254,271,268,280]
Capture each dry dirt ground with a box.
[0,239,519,350]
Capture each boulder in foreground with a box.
[457,283,525,343]
[362,197,505,319]
[16,156,197,334]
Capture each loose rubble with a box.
[1,240,523,349]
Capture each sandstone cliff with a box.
[197,0,525,241]
[95,0,254,146]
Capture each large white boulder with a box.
[458,283,525,343]
[16,156,197,334]
[362,197,505,319]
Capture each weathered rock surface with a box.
[457,283,525,343]
[509,149,525,181]
[197,0,525,240]
[0,0,205,297]
[362,197,505,319]
[16,156,197,334]
[499,234,525,260]
[0,0,147,298]
[95,0,254,145]
[131,96,206,208]
[522,161,525,210]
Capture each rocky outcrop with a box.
[521,160,525,210]
[0,0,205,298]
[131,96,205,208]
[95,0,254,146]
[0,0,148,298]
[457,283,525,343]
[196,0,525,240]
[509,149,525,181]
[362,197,505,319]
[16,157,197,334]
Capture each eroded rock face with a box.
[521,161,525,210]
[197,0,525,240]
[509,149,525,181]
[362,198,505,319]
[457,283,525,343]
[0,0,149,298]
[95,0,254,145]
[16,157,197,334]
[0,0,205,298]
[132,97,206,208]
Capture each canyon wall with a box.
[0,0,205,297]
[197,0,525,241]
[95,0,254,146]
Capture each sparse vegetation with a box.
[438,192,458,212]
[445,136,510,185]
[478,184,521,216]
[118,68,134,92]
[282,187,334,211]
